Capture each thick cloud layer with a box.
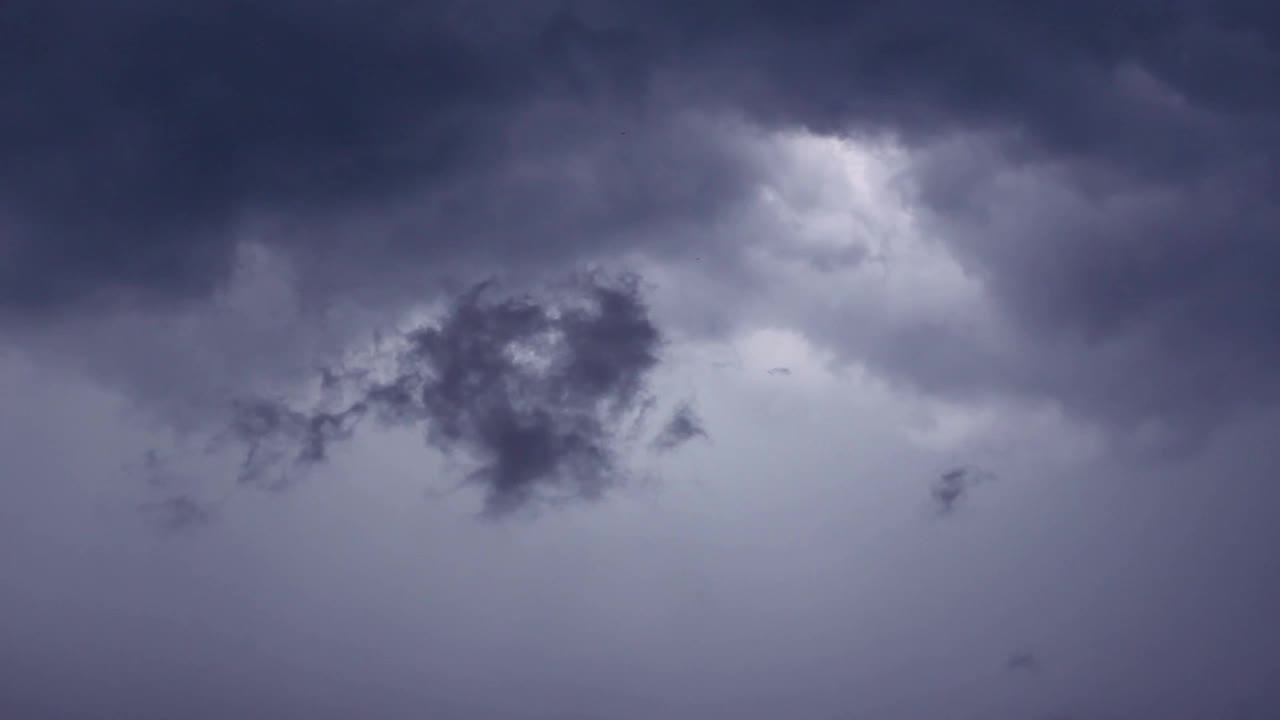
[5,1,1271,297]
[686,1,1280,437]
[2,0,511,309]
[7,0,1280,444]
[0,0,752,315]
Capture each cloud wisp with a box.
[163,273,679,516]
[651,401,710,453]
[930,464,994,516]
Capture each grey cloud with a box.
[930,465,992,515]
[651,401,709,453]
[139,495,215,534]
[387,273,662,514]
[4,1,1272,307]
[196,273,670,515]
[8,3,1280,717]
[9,0,1280,443]
[621,0,1280,439]
[221,396,368,488]
[1006,650,1041,675]
[0,0,527,311]
[898,139,1280,432]
[8,315,1280,719]
[931,468,968,514]
[134,448,218,531]
[0,0,756,318]
[783,137,1280,454]
[646,1,1280,438]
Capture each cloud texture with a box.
[172,273,666,514]
[6,4,1280,716]
[6,0,1280,445]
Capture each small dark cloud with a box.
[767,367,793,376]
[140,495,215,534]
[651,401,709,453]
[930,465,993,515]
[137,448,174,487]
[206,273,678,515]
[132,448,228,533]
[1006,650,1042,675]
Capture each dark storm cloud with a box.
[651,401,709,453]
[2,0,853,326]
[204,274,667,514]
[1,0,505,309]
[7,0,1280,438]
[0,2,1224,298]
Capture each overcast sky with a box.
[4,2,1280,718]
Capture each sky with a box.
[3,2,1280,718]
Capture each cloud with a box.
[721,126,1280,446]
[894,135,1280,439]
[139,495,215,534]
[0,0,520,311]
[1,2,1259,302]
[650,2,1280,439]
[8,5,1280,717]
[0,0,759,318]
[7,0,1280,445]
[1006,650,1041,675]
[220,396,368,488]
[197,273,672,515]
[930,465,993,515]
[651,401,709,453]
